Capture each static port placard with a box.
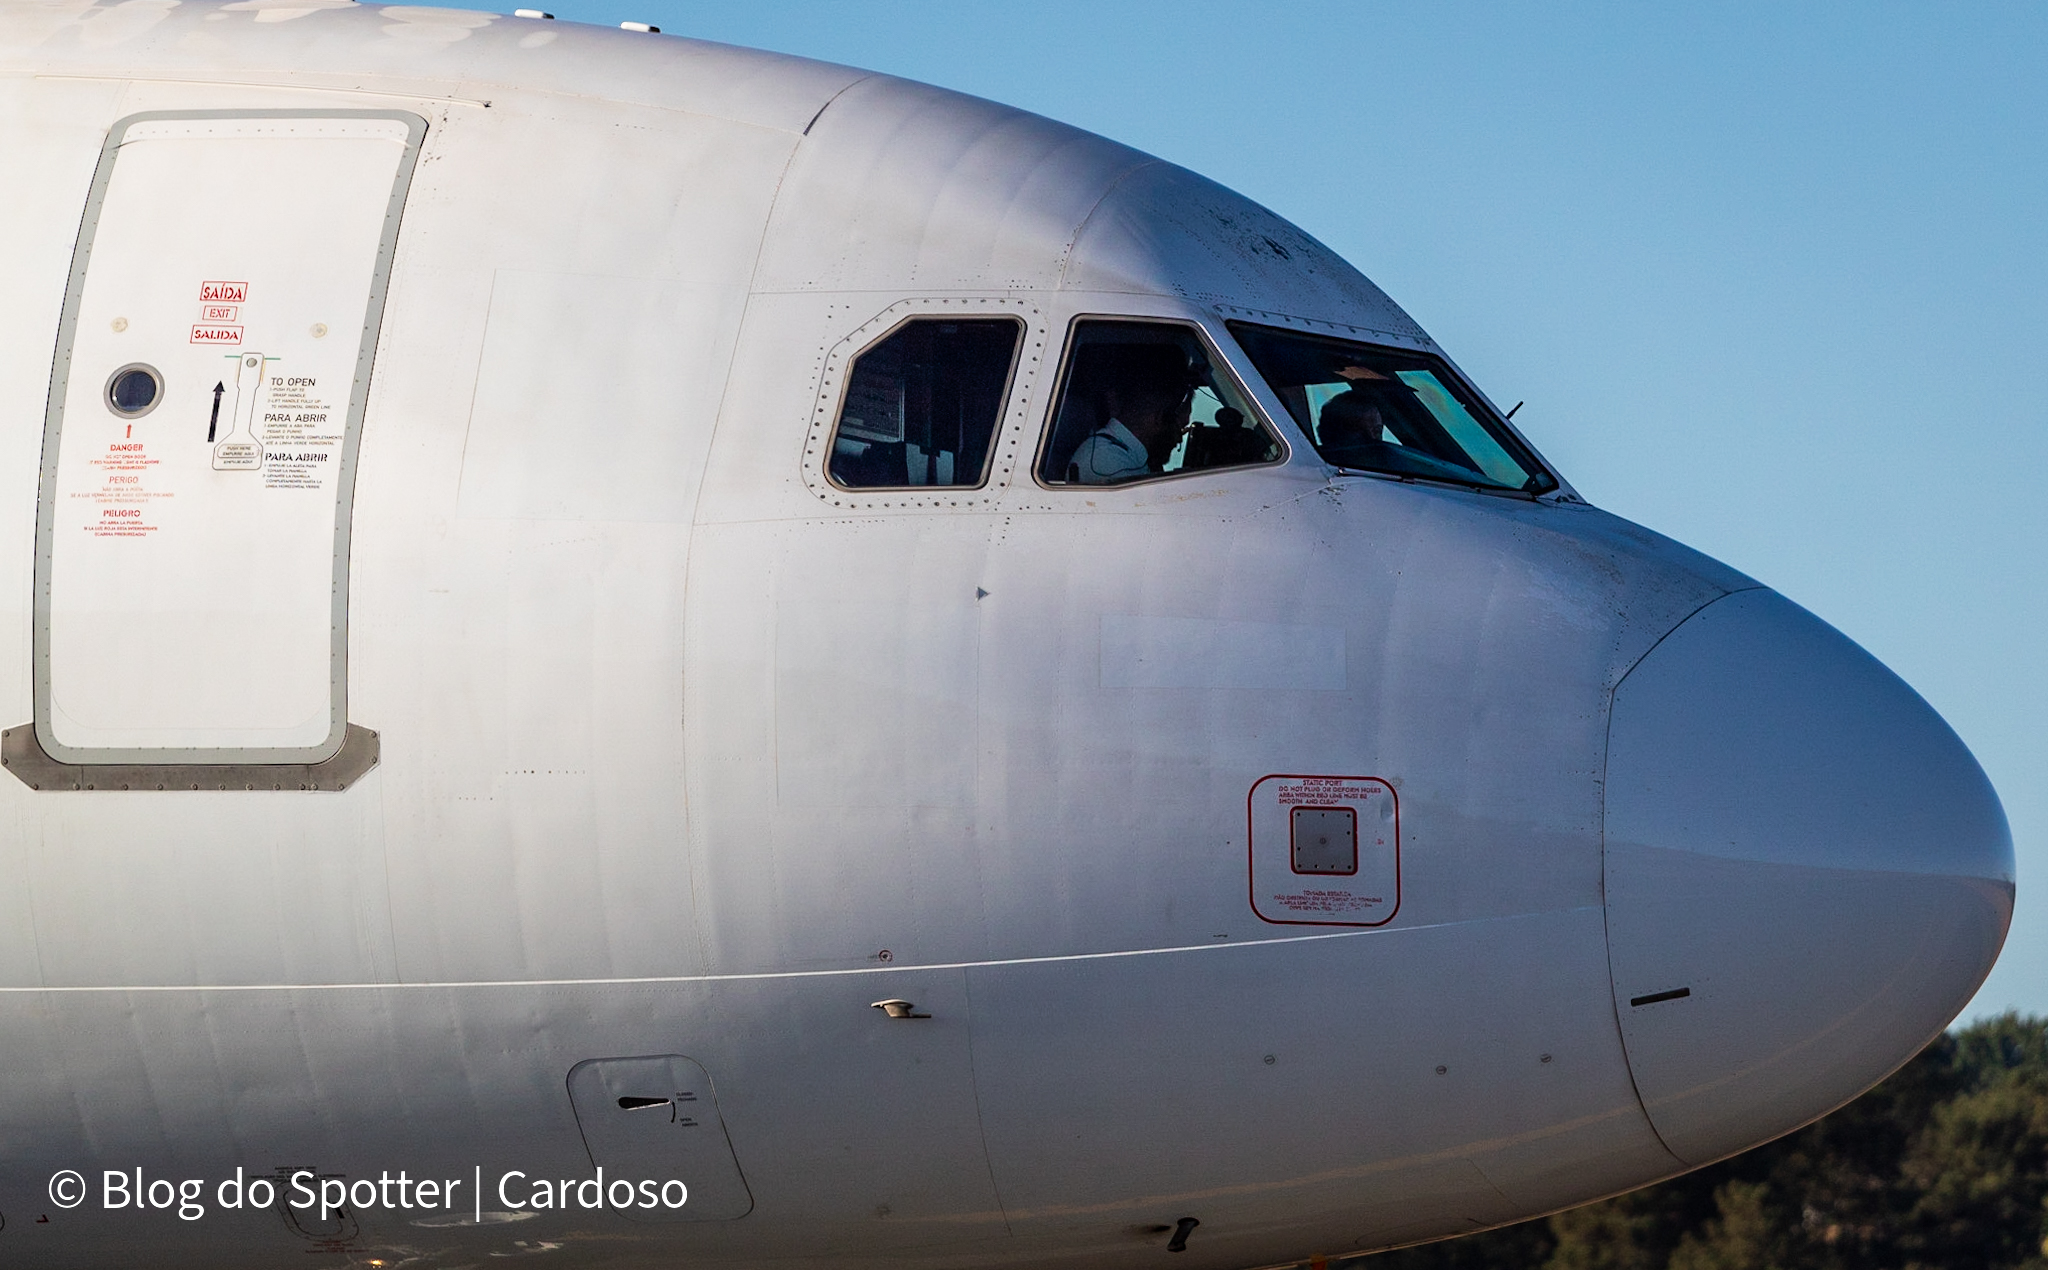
[1248,774,1399,926]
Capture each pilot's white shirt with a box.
[1067,417,1150,484]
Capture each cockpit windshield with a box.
[1227,322,1557,495]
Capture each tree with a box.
[1667,1181,1794,1270]
[1367,1014,2048,1270]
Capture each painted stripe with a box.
[0,906,1600,993]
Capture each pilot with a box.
[1065,345,1197,484]
[1316,366,1393,462]
[1317,388,1384,456]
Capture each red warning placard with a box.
[190,323,243,345]
[199,280,248,302]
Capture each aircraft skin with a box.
[0,4,2014,1269]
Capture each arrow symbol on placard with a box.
[206,381,224,442]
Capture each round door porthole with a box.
[104,363,164,419]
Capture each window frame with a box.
[1031,314,1291,492]
[819,311,1028,496]
[1223,317,1561,499]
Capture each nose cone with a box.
[1604,588,2013,1166]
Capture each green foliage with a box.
[1370,1013,2048,1270]
[1666,1181,1795,1270]
[1541,1194,1666,1270]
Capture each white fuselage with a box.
[0,6,2012,1269]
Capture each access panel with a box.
[34,111,423,764]
[566,1055,753,1222]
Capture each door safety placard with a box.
[34,111,424,764]
[1247,774,1399,926]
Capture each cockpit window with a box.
[1038,320,1282,487]
[828,317,1021,489]
[1227,322,1557,495]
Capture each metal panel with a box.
[1290,805,1357,875]
[0,722,378,792]
[566,1055,753,1222]
[456,270,747,523]
[34,110,424,764]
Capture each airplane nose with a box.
[1602,588,2013,1166]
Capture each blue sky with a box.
[494,2,2047,1020]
